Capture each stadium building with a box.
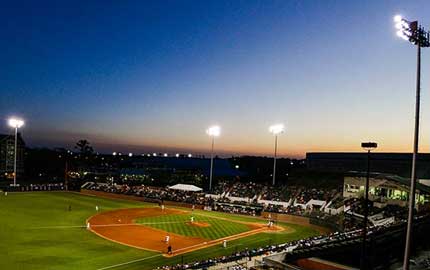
[306,152,430,178]
[343,172,430,208]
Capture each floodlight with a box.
[269,124,285,186]
[392,14,430,269]
[397,31,409,41]
[269,124,284,135]
[361,142,378,151]
[394,15,402,23]
[206,125,221,137]
[7,117,25,187]
[8,118,24,129]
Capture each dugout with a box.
[215,201,263,215]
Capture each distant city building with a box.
[306,152,430,179]
[0,133,25,179]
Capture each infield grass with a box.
[136,213,252,240]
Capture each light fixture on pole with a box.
[269,124,284,186]
[206,125,220,192]
[394,14,430,270]
[360,142,377,270]
[8,117,24,187]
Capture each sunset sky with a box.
[1,1,430,157]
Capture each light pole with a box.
[269,124,284,186]
[206,125,220,191]
[8,117,24,187]
[393,15,430,270]
[360,142,377,270]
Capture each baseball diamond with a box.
[0,191,321,270]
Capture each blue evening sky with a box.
[1,1,430,157]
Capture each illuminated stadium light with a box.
[112,152,117,156]
[128,153,133,157]
[396,30,409,41]
[269,123,284,186]
[175,153,180,157]
[393,14,402,23]
[163,153,168,157]
[188,153,192,158]
[8,117,24,129]
[393,15,430,46]
[269,124,284,135]
[153,153,157,156]
[393,15,429,270]
[7,117,25,187]
[206,125,221,191]
[206,125,220,137]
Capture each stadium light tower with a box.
[206,125,220,191]
[360,142,377,270]
[8,117,24,187]
[269,124,284,186]
[394,15,430,270]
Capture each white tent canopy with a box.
[168,184,203,192]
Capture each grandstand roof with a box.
[168,184,203,192]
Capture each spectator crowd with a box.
[85,181,344,218]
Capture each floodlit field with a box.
[0,192,320,270]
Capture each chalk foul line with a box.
[96,254,163,270]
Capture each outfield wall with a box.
[80,189,205,209]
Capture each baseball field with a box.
[0,191,321,270]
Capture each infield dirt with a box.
[87,207,283,256]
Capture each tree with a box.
[75,140,94,156]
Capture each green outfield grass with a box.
[0,192,321,270]
[136,213,251,239]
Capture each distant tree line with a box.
[4,139,344,190]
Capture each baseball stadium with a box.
[5,2,430,270]
[0,190,324,270]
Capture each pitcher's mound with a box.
[186,221,210,228]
